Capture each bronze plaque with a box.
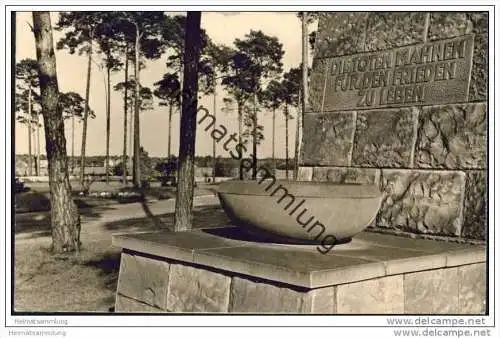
[316,35,475,111]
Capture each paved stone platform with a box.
[112,227,486,314]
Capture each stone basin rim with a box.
[217,180,382,198]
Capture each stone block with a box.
[458,263,487,314]
[468,13,488,102]
[229,277,335,313]
[427,12,488,102]
[404,268,459,314]
[113,230,244,263]
[314,12,369,58]
[301,112,355,166]
[297,166,313,181]
[377,170,466,236]
[309,13,368,112]
[415,103,486,169]
[309,58,362,114]
[166,263,231,313]
[428,12,473,40]
[115,294,163,313]
[229,277,308,313]
[312,166,380,185]
[356,231,470,253]
[116,252,169,309]
[352,108,418,167]
[365,12,427,51]
[461,171,487,240]
[302,58,329,114]
[194,243,386,289]
[336,275,404,314]
[446,248,486,267]
[308,58,330,114]
[384,253,447,276]
[311,286,336,314]
[469,31,487,102]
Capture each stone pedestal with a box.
[112,228,485,314]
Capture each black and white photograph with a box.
[1,2,498,337]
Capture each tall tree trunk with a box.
[122,50,129,185]
[131,74,136,183]
[168,103,173,158]
[251,91,258,180]
[27,122,32,176]
[71,108,74,174]
[272,107,276,169]
[212,75,217,183]
[80,32,93,188]
[128,92,135,177]
[133,25,141,188]
[237,101,243,180]
[178,64,184,110]
[105,63,111,184]
[285,104,289,180]
[27,86,33,176]
[174,11,202,231]
[129,92,134,177]
[32,12,81,253]
[31,119,36,174]
[296,12,308,181]
[294,88,302,180]
[35,110,41,176]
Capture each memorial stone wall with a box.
[300,12,488,240]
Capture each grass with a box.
[14,242,120,312]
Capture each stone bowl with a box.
[217,179,383,243]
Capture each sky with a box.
[14,12,317,158]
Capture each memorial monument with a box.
[302,12,486,243]
[112,12,487,314]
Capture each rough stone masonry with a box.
[301,12,487,241]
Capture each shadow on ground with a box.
[139,200,166,229]
[83,251,122,292]
[104,205,231,232]
[14,188,160,215]
[15,191,51,213]
[14,205,115,238]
